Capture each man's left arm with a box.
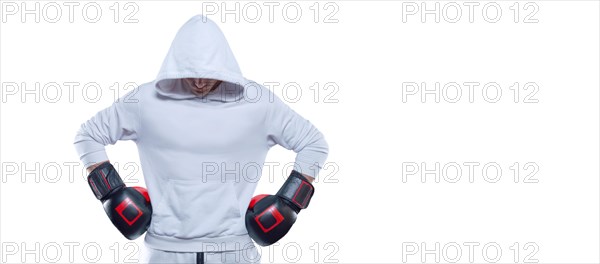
[266,94,329,181]
[246,99,327,245]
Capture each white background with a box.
[1,1,599,263]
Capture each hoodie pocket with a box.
[150,179,244,239]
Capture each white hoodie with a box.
[74,14,329,252]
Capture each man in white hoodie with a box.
[74,14,328,264]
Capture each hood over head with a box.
[154,15,249,102]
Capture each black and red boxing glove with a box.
[87,162,152,240]
[245,170,314,246]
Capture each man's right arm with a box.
[74,90,151,240]
[73,90,140,168]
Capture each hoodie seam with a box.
[265,91,276,141]
[136,85,143,143]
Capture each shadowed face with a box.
[183,78,223,97]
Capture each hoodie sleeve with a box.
[73,90,141,167]
[266,94,329,178]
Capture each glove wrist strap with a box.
[276,170,314,211]
[87,162,125,200]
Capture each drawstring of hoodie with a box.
[196,252,204,264]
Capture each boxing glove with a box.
[245,170,314,246]
[87,162,152,240]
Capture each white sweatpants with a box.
[138,242,261,264]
